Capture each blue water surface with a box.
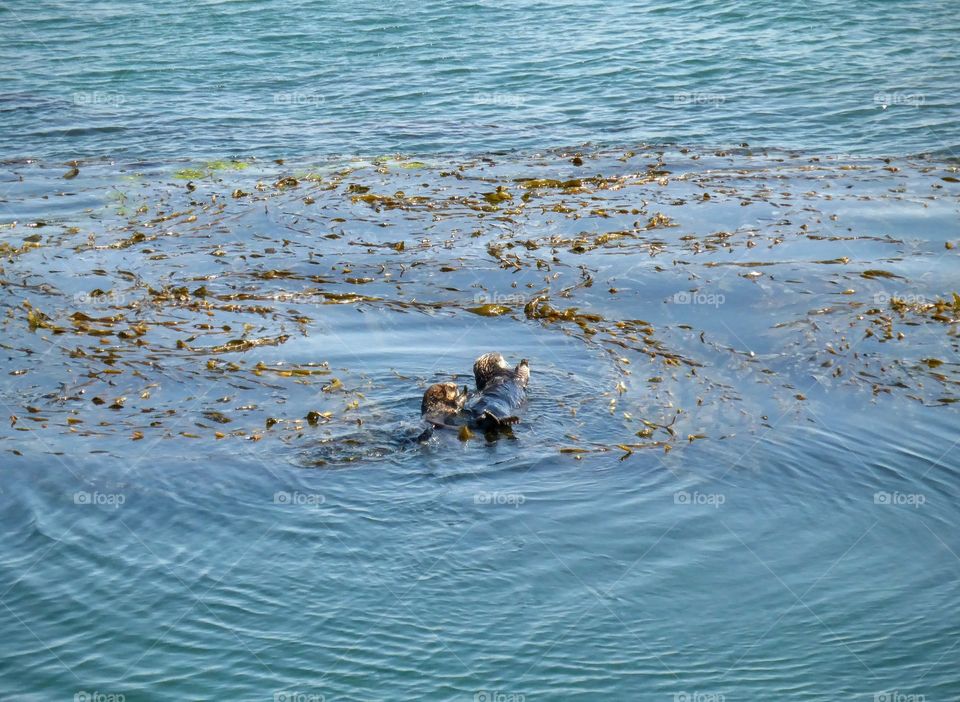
[1,2,959,701]
[0,0,958,160]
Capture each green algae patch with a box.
[173,160,250,180]
[205,159,249,172]
[173,168,206,180]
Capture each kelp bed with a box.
[1,147,958,464]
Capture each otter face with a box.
[421,382,468,417]
[473,352,510,391]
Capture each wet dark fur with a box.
[467,353,529,431]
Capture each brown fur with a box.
[421,382,468,418]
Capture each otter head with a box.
[421,382,468,418]
[473,352,510,391]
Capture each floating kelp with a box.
[467,303,512,317]
[1,147,957,460]
[199,335,291,354]
[889,293,960,324]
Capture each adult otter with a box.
[468,352,530,431]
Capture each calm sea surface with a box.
[1,0,959,159]
[1,2,959,701]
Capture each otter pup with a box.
[416,382,469,442]
[468,352,530,430]
[421,382,469,426]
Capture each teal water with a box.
[1,0,959,159]
[2,3,960,702]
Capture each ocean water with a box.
[1,3,960,702]
[1,0,959,160]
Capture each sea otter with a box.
[467,352,530,430]
[416,354,529,442]
[420,382,469,426]
[416,381,469,442]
